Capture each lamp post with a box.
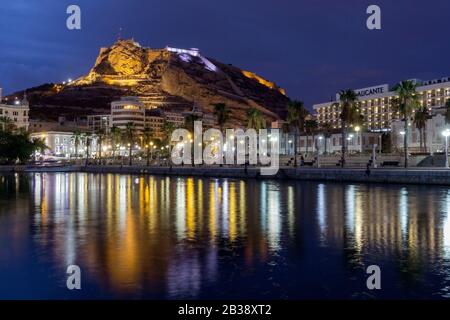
[317,136,323,168]
[399,131,406,166]
[348,134,354,154]
[150,141,154,161]
[355,126,361,153]
[443,129,450,169]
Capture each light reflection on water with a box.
[0,173,450,299]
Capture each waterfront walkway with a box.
[1,165,450,186]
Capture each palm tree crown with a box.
[336,89,360,167]
[247,108,266,130]
[213,103,231,132]
[286,100,308,134]
[393,80,420,167]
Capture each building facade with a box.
[145,109,165,140]
[0,88,30,131]
[87,114,111,133]
[164,111,185,128]
[391,112,449,154]
[278,131,382,155]
[31,131,98,159]
[313,77,450,132]
[111,97,146,131]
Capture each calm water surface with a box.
[1,173,450,299]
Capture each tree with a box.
[84,132,92,166]
[414,106,429,152]
[305,119,318,156]
[31,137,48,159]
[393,80,420,168]
[336,89,360,167]
[162,120,175,144]
[124,122,136,166]
[286,100,308,166]
[247,108,266,130]
[72,130,82,160]
[109,125,121,161]
[0,130,48,164]
[184,113,201,133]
[162,121,176,161]
[213,103,231,132]
[142,126,153,166]
[95,128,107,164]
[320,123,333,154]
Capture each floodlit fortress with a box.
[314,77,450,131]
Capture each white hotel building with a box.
[313,77,450,131]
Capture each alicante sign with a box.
[336,84,389,101]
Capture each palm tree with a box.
[95,128,107,164]
[124,122,135,166]
[84,132,92,166]
[142,126,153,166]
[213,103,231,132]
[320,123,333,154]
[393,80,420,168]
[336,89,360,167]
[247,108,266,130]
[305,119,318,157]
[31,137,48,160]
[162,120,175,144]
[109,125,121,161]
[286,100,308,166]
[72,130,82,160]
[162,120,176,161]
[184,113,201,133]
[414,106,429,152]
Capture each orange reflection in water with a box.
[2,173,450,298]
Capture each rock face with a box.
[19,39,290,124]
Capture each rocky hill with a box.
[9,39,290,124]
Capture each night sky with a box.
[1,0,450,110]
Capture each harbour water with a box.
[1,172,450,299]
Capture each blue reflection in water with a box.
[0,173,450,299]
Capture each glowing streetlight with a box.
[316,135,323,168]
[442,129,450,168]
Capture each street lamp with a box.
[399,131,406,149]
[317,136,323,168]
[355,126,361,153]
[442,129,450,168]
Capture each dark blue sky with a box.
[1,0,450,109]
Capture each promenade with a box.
[1,165,450,186]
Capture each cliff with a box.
[11,39,290,124]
